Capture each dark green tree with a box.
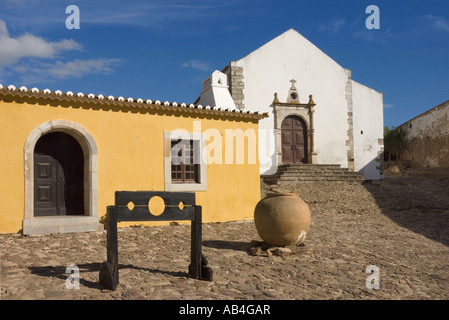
[384,126,407,161]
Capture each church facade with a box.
[200,29,385,180]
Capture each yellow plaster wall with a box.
[0,98,261,233]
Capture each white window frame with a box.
[164,131,207,192]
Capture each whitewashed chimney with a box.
[198,70,236,110]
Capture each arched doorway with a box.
[34,132,84,216]
[23,120,100,235]
[281,115,308,164]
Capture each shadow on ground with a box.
[363,168,449,247]
[28,263,187,291]
[203,240,252,252]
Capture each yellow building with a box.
[0,83,267,234]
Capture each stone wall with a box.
[398,100,449,168]
[344,69,355,172]
[224,63,245,110]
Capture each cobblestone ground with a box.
[1,168,448,300]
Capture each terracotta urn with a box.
[254,192,310,247]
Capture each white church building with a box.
[197,29,384,180]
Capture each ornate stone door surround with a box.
[272,81,317,165]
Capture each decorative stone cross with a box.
[290,79,297,90]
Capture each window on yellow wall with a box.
[171,139,200,184]
[164,131,207,192]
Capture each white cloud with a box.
[0,20,82,67]
[13,58,122,84]
[426,15,449,33]
[48,59,122,79]
[0,19,122,84]
[2,0,242,30]
[319,18,346,34]
[6,0,27,4]
[79,1,240,26]
[181,60,210,72]
[384,103,394,109]
[352,27,394,45]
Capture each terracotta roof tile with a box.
[0,83,268,120]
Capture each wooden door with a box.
[34,132,84,216]
[34,154,58,216]
[281,116,307,164]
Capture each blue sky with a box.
[0,0,448,128]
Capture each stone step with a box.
[277,164,342,170]
[279,171,358,177]
[261,163,365,185]
[264,175,364,182]
[268,170,363,177]
[278,169,348,174]
[274,165,345,172]
[272,178,364,184]
[276,175,364,181]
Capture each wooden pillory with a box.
[99,191,213,291]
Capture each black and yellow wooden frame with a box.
[99,191,213,291]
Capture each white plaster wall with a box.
[352,81,384,179]
[233,29,351,174]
